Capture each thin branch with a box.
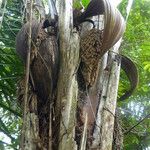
[5,21,18,37]
[80,113,88,150]
[20,0,33,149]
[0,76,20,80]
[0,119,16,141]
[0,102,22,117]
[0,37,16,43]
[124,113,150,135]
[0,140,18,150]
[125,0,134,21]
[129,130,150,136]
[0,128,15,141]
[0,0,7,29]
[0,118,9,133]
[0,140,9,145]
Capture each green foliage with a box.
[0,142,5,150]
[120,0,150,94]
[118,0,150,149]
[73,0,90,9]
[119,94,150,149]
[0,0,23,149]
[143,61,150,72]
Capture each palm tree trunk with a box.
[18,0,133,150]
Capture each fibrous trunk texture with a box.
[16,0,127,150]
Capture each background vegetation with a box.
[0,0,149,149]
[119,0,150,149]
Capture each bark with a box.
[17,0,134,149]
[54,0,79,149]
[91,13,123,150]
[100,44,121,150]
[76,12,123,149]
[19,1,47,149]
[18,1,49,150]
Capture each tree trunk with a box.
[54,0,79,149]
[17,0,128,150]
